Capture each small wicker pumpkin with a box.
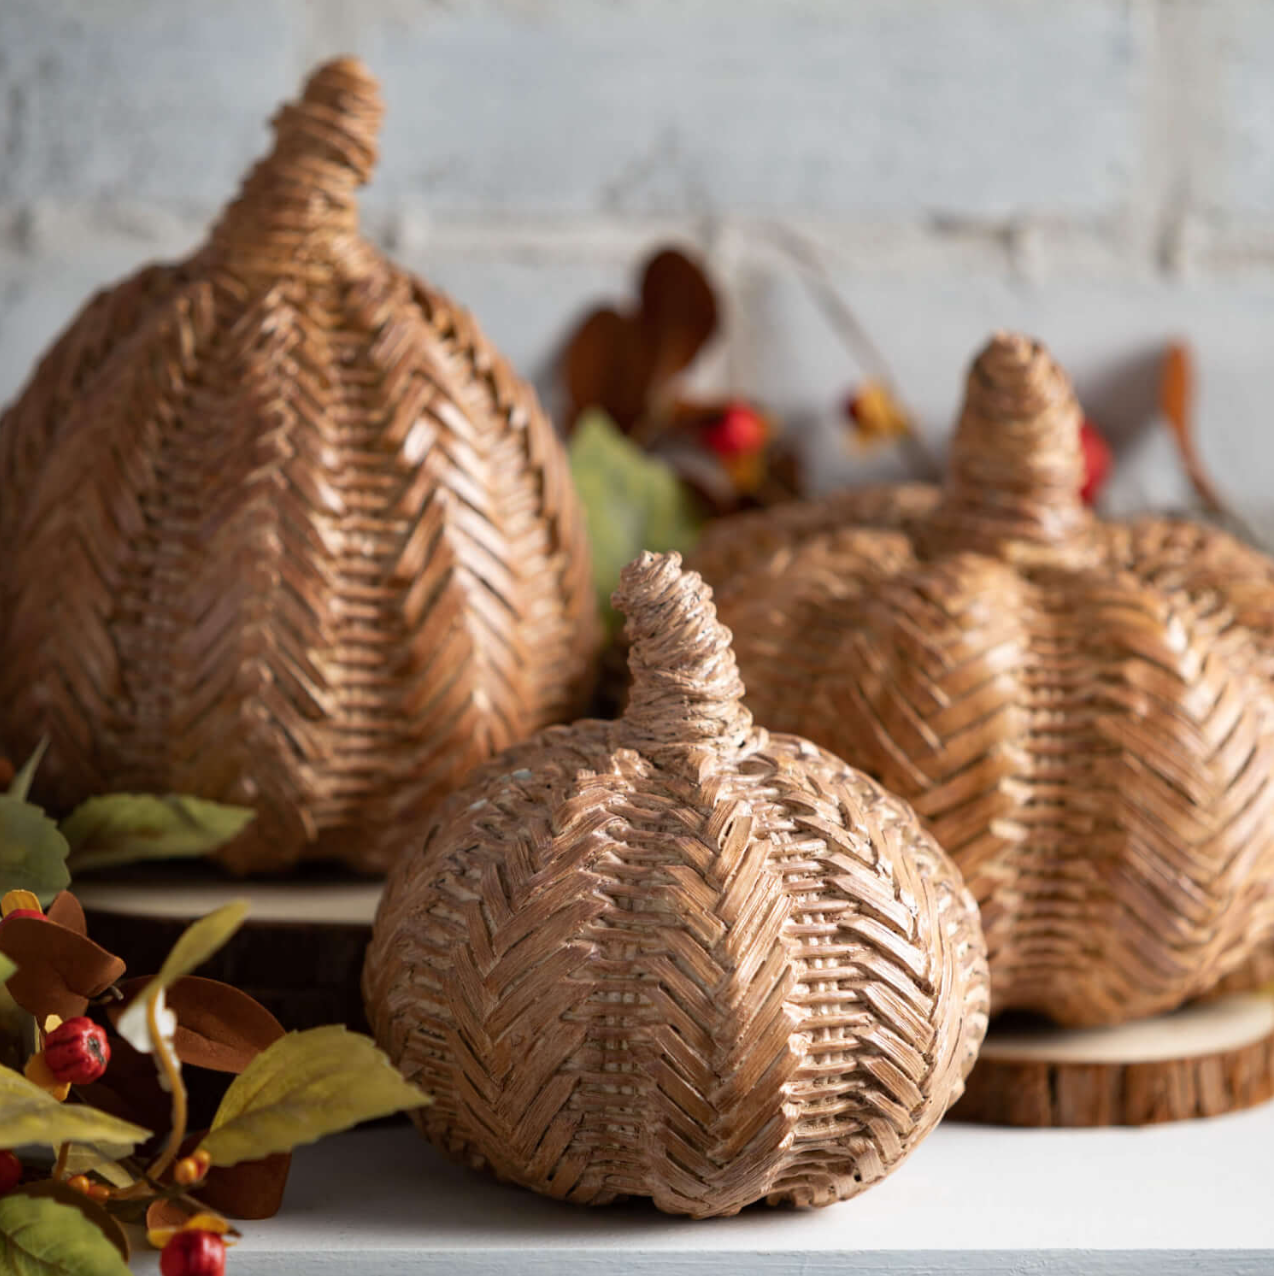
[0,59,598,874]
[691,332,1274,1028]
[364,551,988,1217]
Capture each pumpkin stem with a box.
[210,58,384,259]
[926,332,1091,561]
[614,551,753,765]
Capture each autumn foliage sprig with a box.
[0,751,430,1275]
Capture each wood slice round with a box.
[76,869,382,1032]
[951,993,1274,1128]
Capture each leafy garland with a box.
[562,243,1262,633]
[0,751,429,1274]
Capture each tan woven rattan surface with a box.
[364,551,988,1217]
[691,332,1274,1028]
[0,59,598,874]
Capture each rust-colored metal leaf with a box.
[0,916,125,1020]
[111,975,284,1074]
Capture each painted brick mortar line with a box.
[9,201,1274,282]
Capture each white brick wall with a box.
[1,0,1272,522]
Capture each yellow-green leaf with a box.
[570,410,704,634]
[0,797,70,907]
[199,1026,430,1168]
[0,1191,131,1275]
[159,900,250,987]
[0,953,15,985]
[122,901,250,1041]
[15,1182,130,1263]
[59,1146,134,1190]
[0,1063,150,1157]
[62,794,256,873]
[7,740,49,803]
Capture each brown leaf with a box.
[0,758,13,788]
[0,917,125,1020]
[563,307,651,432]
[200,1150,291,1220]
[145,1197,188,1236]
[155,1131,291,1221]
[111,976,283,1074]
[1160,341,1223,513]
[17,1178,131,1261]
[562,247,719,434]
[47,891,88,937]
[639,248,718,388]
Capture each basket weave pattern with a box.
[0,59,598,874]
[364,552,988,1217]
[692,333,1274,1028]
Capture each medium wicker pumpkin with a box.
[691,332,1274,1028]
[0,59,598,874]
[364,551,988,1217]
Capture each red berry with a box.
[1079,418,1112,505]
[0,1151,21,1196]
[1,909,45,923]
[702,402,767,459]
[43,1017,111,1085]
[161,1230,226,1276]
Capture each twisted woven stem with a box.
[614,551,752,767]
[929,331,1089,557]
[209,57,384,263]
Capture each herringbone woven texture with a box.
[691,332,1274,1028]
[0,59,599,874]
[364,552,988,1217]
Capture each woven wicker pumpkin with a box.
[0,59,598,874]
[691,332,1274,1028]
[364,551,988,1217]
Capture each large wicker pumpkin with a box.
[364,551,988,1217]
[0,59,599,874]
[691,332,1274,1028]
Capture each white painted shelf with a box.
[128,1100,1274,1275]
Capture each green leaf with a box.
[0,797,70,907]
[7,740,49,803]
[569,410,705,633]
[0,953,14,985]
[199,1026,430,1168]
[0,1063,150,1157]
[62,793,256,873]
[0,1191,132,1275]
